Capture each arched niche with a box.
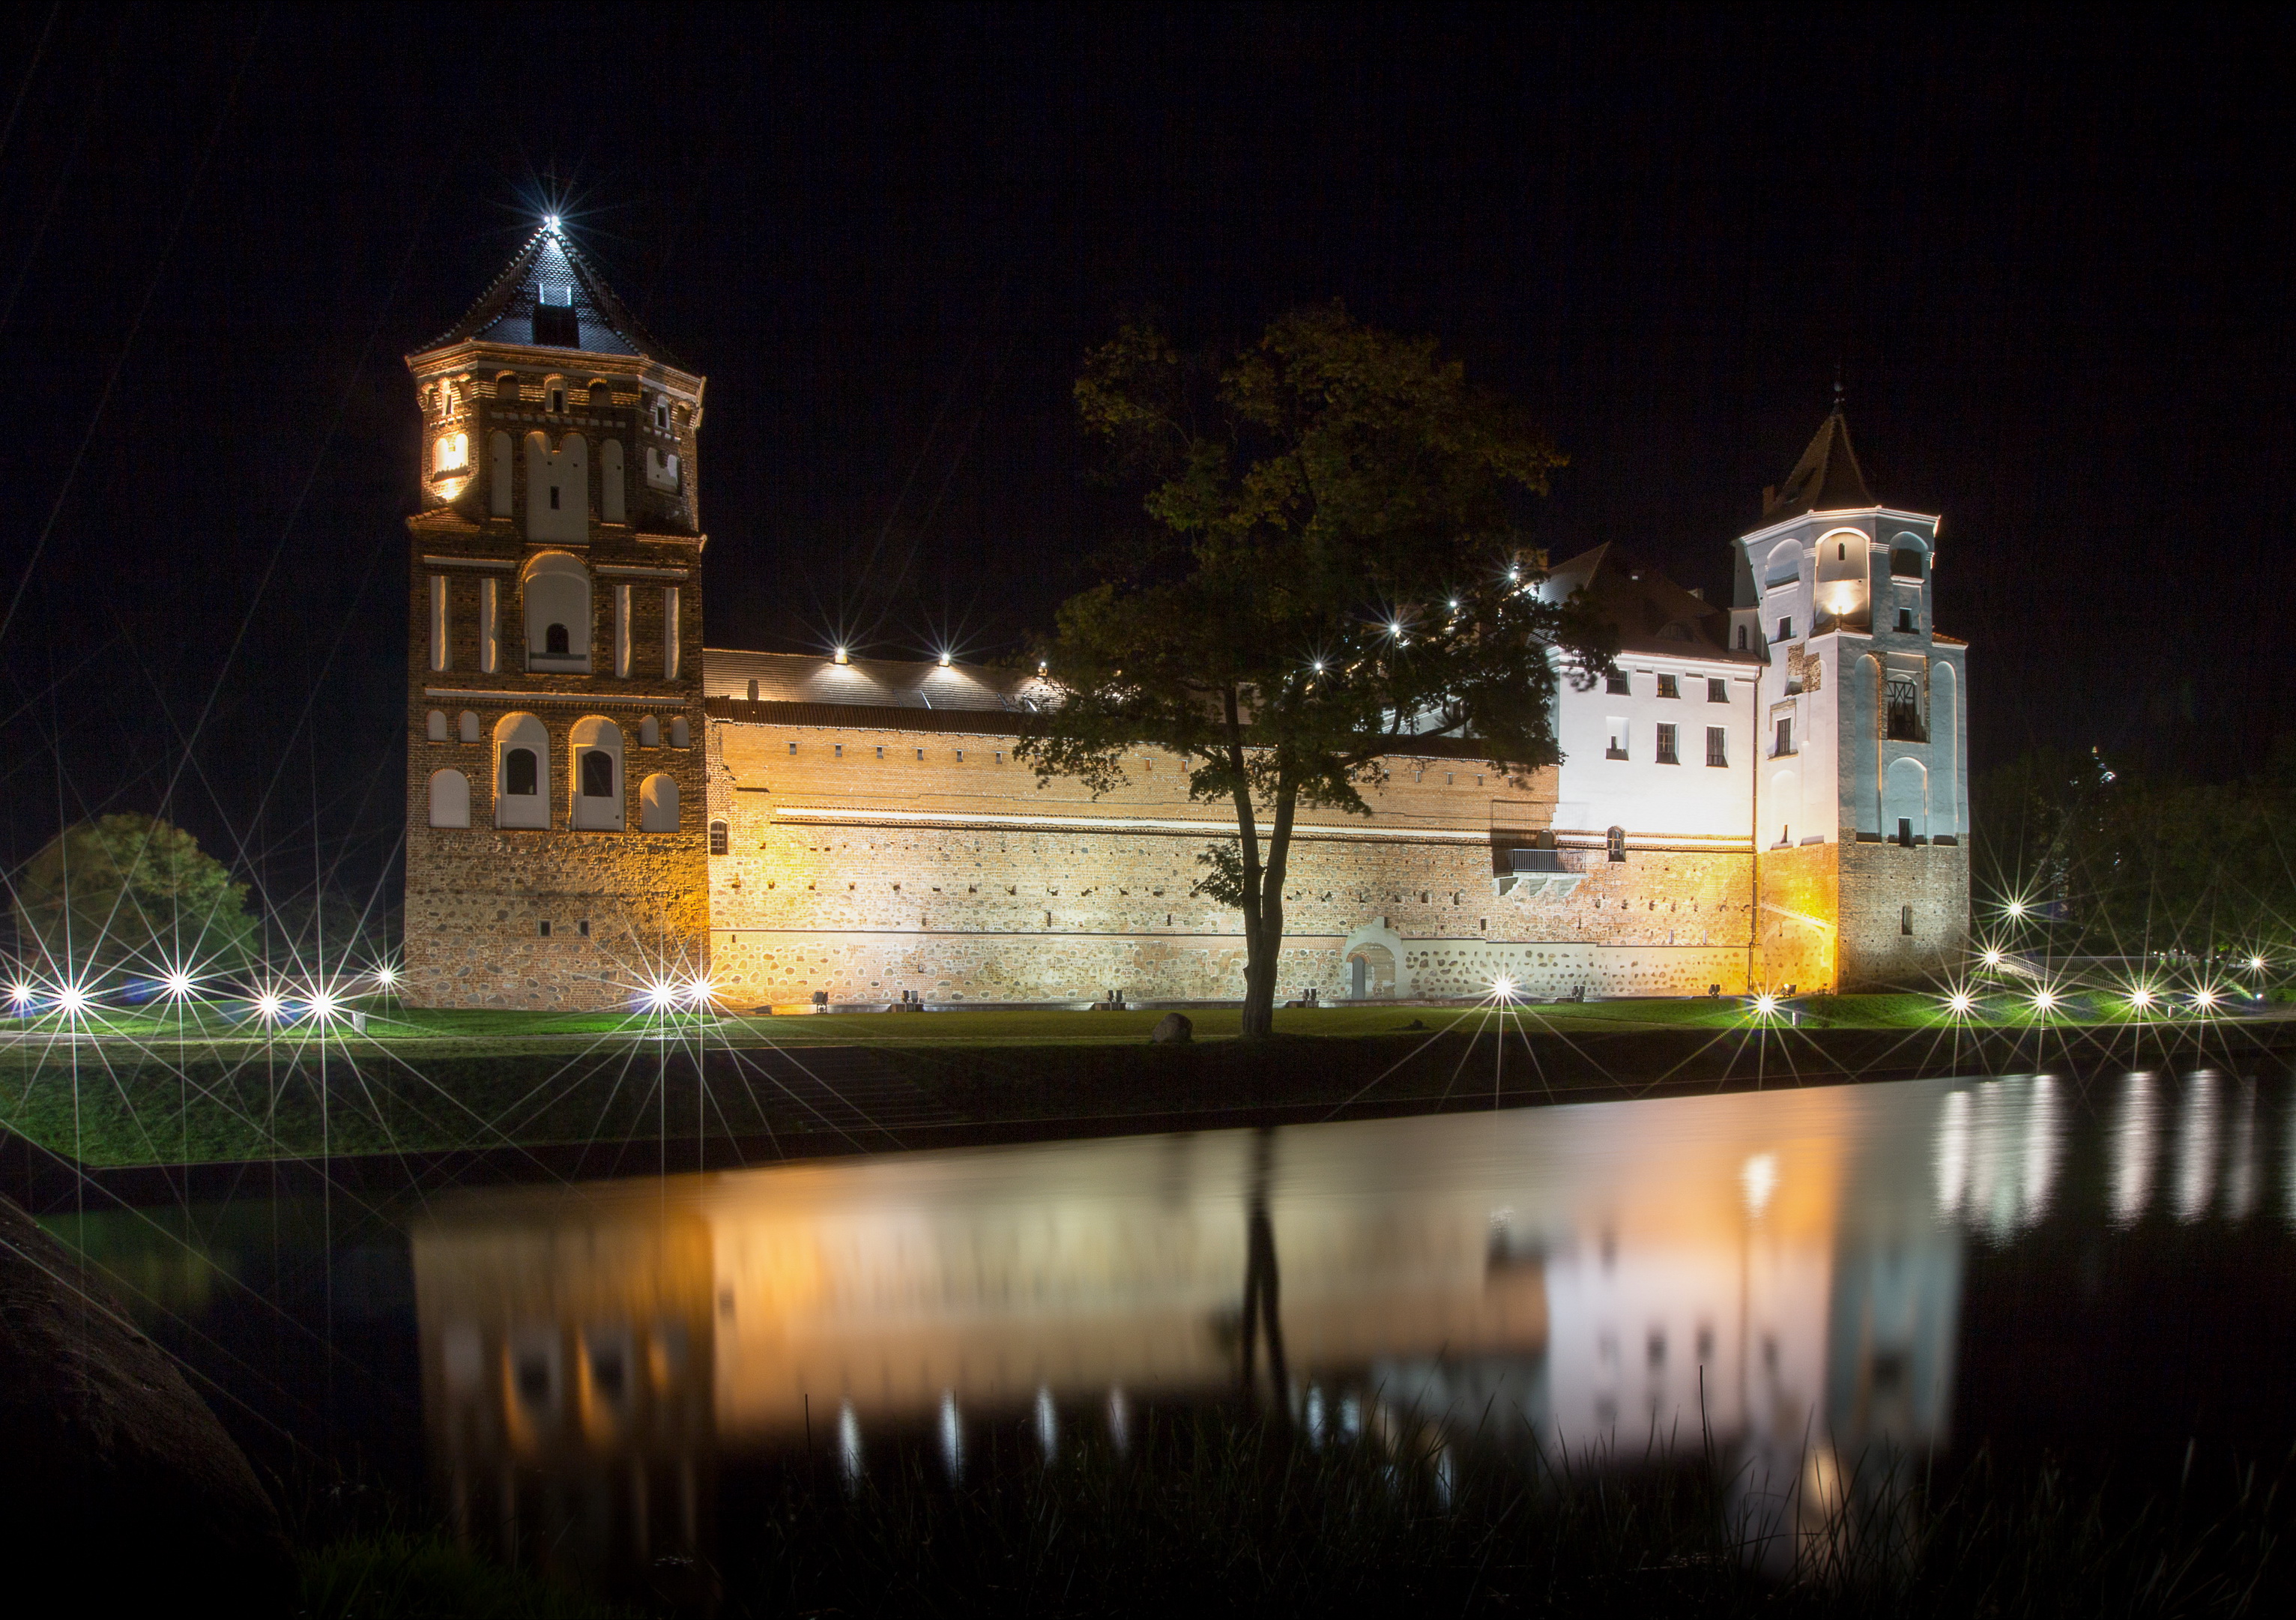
[1888,531,1931,580]
[523,429,588,542]
[488,431,513,516]
[1852,653,1885,836]
[1814,526,1867,582]
[428,769,471,829]
[494,712,550,829]
[457,710,480,744]
[1340,916,1410,999]
[600,439,626,523]
[522,551,591,671]
[1764,539,1802,590]
[638,714,660,748]
[639,772,680,834]
[425,709,448,743]
[570,716,625,830]
[670,716,690,748]
[1930,662,1960,836]
[1885,756,1930,845]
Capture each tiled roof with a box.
[1544,544,1762,665]
[1763,408,1874,520]
[415,226,684,368]
[703,648,1053,713]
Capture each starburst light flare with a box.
[1490,974,1518,1003]
[1751,992,1779,1018]
[55,981,91,1017]
[372,963,399,990]
[2190,985,2221,1012]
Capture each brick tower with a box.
[401,220,710,1008]
[1729,405,1971,991]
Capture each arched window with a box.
[425,709,449,742]
[640,773,680,833]
[638,715,660,747]
[522,551,590,669]
[457,710,480,743]
[428,769,471,828]
[494,713,549,828]
[587,379,611,408]
[708,819,728,856]
[494,372,519,400]
[544,374,567,414]
[1885,757,1929,846]
[432,432,468,473]
[1605,826,1627,862]
[670,716,690,748]
[570,716,625,830]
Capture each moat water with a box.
[46,1068,2296,1591]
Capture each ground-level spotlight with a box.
[1752,992,1779,1018]
[5,980,34,1011]
[372,964,399,990]
[1945,991,1975,1016]
[1490,974,1518,1003]
[308,991,342,1024]
[2128,985,2156,1010]
[2031,988,2058,1014]
[163,970,199,1000]
[2192,985,2221,1012]
[639,978,682,1015]
[55,982,91,1017]
[2247,955,2268,973]
[1981,947,2005,969]
[2004,899,2028,920]
[683,975,719,1011]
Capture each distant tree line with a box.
[1972,736,2296,958]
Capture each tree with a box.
[1016,305,1613,1036]
[12,814,259,981]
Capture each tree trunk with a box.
[1237,776,1299,1039]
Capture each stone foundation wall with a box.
[1754,841,1839,993]
[1836,839,1971,991]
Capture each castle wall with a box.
[701,716,1762,1006]
[1835,840,1971,992]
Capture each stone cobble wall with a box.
[1753,841,1838,992]
[703,719,1763,1004]
[1837,839,1970,991]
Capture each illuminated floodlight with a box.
[372,964,399,990]
[684,975,719,1011]
[163,970,198,1000]
[639,977,682,1015]
[2191,985,2221,1012]
[2003,899,2028,920]
[1981,947,2005,969]
[833,645,851,666]
[2128,985,2156,1009]
[543,214,561,234]
[1311,661,1324,674]
[1448,599,1460,610]
[1945,991,1975,1016]
[1490,975,1518,1002]
[5,980,34,1009]
[2031,988,2057,1014]
[937,650,952,668]
[2248,955,2268,973]
[1752,992,1779,1018]
[55,982,91,1016]
[308,990,342,1024]
[254,992,286,1022]
[1387,620,1404,638]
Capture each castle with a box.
[402,224,1969,1010]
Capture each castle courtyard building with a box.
[402,229,1969,1009]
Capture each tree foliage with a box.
[1018,304,1613,1034]
[12,814,259,977]
[1972,739,2296,957]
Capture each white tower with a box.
[1729,406,1969,990]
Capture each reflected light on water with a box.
[1034,1385,1059,1462]
[1108,1387,1131,1457]
[836,1399,862,1490]
[2175,1073,2220,1224]
[1931,1079,2061,1241]
[1741,1152,1779,1216]
[2224,1080,2259,1223]
[2112,1074,2157,1227]
[939,1391,964,1481]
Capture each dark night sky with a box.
[1,4,2289,913]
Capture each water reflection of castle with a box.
[417,1072,2241,1580]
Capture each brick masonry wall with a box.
[1753,841,1838,992]
[702,718,1766,1005]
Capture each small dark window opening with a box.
[1774,717,1794,756]
[578,919,590,937]
[1606,826,1628,862]
[546,623,570,655]
[1708,678,1728,702]
[549,486,561,510]
[1657,674,1679,699]
[746,679,759,701]
[1777,617,1793,642]
[504,747,539,796]
[537,919,552,938]
[1606,670,1631,695]
[532,303,579,348]
[1706,726,1728,767]
[1837,542,1846,560]
[580,749,613,798]
[1655,722,1679,764]
[708,820,729,856]
[1900,904,1914,935]
[1891,548,1927,580]
[1897,817,1915,848]
[1735,626,1749,650]
[1897,608,1915,632]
